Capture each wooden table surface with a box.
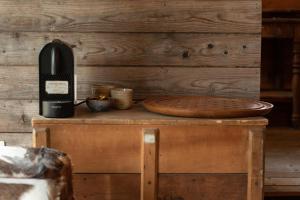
[32,103,268,126]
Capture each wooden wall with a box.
[0,0,261,143]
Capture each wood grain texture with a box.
[33,104,268,126]
[141,128,159,200]
[143,96,273,118]
[0,32,260,67]
[159,174,247,200]
[247,128,264,200]
[0,0,261,33]
[264,185,300,195]
[73,173,247,200]
[0,0,262,153]
[73,174,140,200]
[262,22,295,38]
[32,127,49,147]
[263,0,300,12]
[0,66,260,100]
[265,128,300,178]
[265,177,300,186]
[0,100,38,132]
[265,128,300,194]
[32,124,249,173]
[0,133,31,146]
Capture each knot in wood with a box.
[182,50,190,59]
[207,43,214,49]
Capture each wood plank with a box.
[159,126,249,174]
[141,128,159,200]
[32,127,49,147]
[265,128,300,177]
[73,173,247,200]
[265,186,300,194]
[0,32,261,67]
[159,174,247,200]
[265,127,300,194]
[73,174,140,200]
[262,22,295,38]
[247,128,264,200]
[263,0,300,12]
[260,91,293,102]
[32,124,249,173]
[265,178,300,186]
[0,0,261,33]
[0,100,38,132]
[0,133,31,146]
[0,66,260,100]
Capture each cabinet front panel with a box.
[73,173,247,200]
[43,124,249,173]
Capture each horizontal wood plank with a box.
[265,127,300,194]
[159,174,247,200]
[263,0,300,12]
[73,173,247,200]
[0,133,31,146]
[264,186,300,195]
[265,128,300,177]
[73,174,140,200]
[0,32,261,67]
[0,100,38,132]
[265,177,300,186]
[0,0,261,33]
[262,21,295,39]
[34,124,249,173]
[0,66,260,100]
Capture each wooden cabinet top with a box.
[32,104,268,126]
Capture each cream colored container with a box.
[110,88,133,110]
[91,84,116,97]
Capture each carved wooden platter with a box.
[143,96,273,118]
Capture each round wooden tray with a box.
[143,96,273,118]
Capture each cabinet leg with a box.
[292,34,300,128]
[141,128,159,200]
[247,128,264,200]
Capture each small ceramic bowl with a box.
[86,98,112,112]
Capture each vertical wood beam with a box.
[141,128,159,200]
[247,128,264,200]
[292,27,300,128]
[32,127,50,147]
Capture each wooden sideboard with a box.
[32,105,267,200]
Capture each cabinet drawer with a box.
[39,124,249,173]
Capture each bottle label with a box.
[46,81,69,94]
